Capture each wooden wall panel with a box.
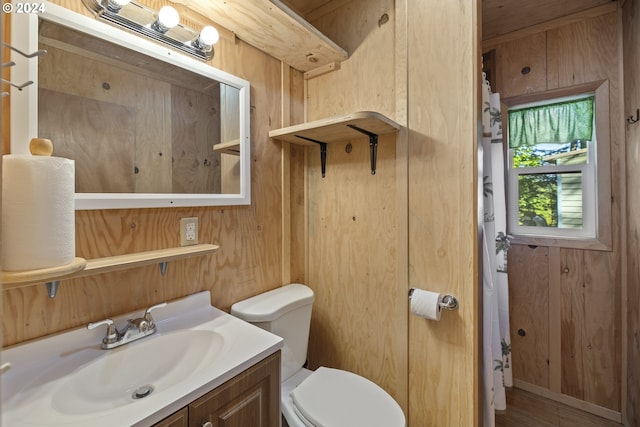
[306,134,401,392]
[3,0,286,346]
[39,89,137,193]
[1,13,9,155]
[285,67,306,285]
[508,244,550,388]
[305,0,396,120]
[496,32,547,98]
[300,0,409,417]
[547,13,619,89]
[488,9,624,415]
[581,249,620,409]
[406,0,480,425]
[560,249,620,409]
[623,0,640,424]
[560,249,587,399]
[170,85,222,194]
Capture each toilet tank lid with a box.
[230,283,314,322]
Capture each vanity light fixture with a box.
[82,0,218,60]
[106,0,130,13]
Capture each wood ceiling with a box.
[282,0,616,40]
[482,0,615,40]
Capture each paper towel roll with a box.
[410,288,443,321]
[2,154,75,271]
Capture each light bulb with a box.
[199,26,219,47]
[152,6,180,33]
[193,25,219,50]
[106,0,131,13]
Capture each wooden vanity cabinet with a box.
[153,351,281,427]
[154,408,189,427]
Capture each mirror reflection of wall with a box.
[220,84,241,194]
[37,20,241,195]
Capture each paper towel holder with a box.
[408,288,459,311]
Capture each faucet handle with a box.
[87,319,119,344]
[143,302,167,327]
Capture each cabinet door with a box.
[154,407,189,427]
[189,351,281,427]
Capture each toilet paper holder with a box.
[408,288,459,311]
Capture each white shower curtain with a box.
[481,71,512,427]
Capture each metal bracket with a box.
[46,280,60,299]
[295,135,328,178]
[159,261,168,276]
[346,124,378,175]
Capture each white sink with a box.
[1,291,283,426]
[53,329,223,415]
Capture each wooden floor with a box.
[495,388,623,427]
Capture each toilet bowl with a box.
[230,283,405,427]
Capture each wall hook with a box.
[628,109,639,124]
[2,78,34,91]
[2,42,47,59]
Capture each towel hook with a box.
[2,42,47,59]
[2,78,34,91]
[628,109,639,124]
[1,42,47,98]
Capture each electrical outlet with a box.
[180,217,198,246]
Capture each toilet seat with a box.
[290,367,405,427]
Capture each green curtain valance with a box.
[508,97,594,148]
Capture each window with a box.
[504,81,611,250]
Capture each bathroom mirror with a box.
[10,3,250,209]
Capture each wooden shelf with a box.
[269,111,400,176]
[185,0,348,73]
[269,111,400,144]
[78,244,219,278]
[2,244,219,291]
[2,257,87,288]
[213,139,241,156]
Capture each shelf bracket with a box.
[46,280,60,299]
[347,124,378,175]
[295,135,328,178]
[159,261,168,276]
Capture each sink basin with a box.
[52,329,223,415]
[1,291,283,427]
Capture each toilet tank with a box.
[230,284,314,381]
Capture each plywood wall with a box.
[623,0,640,424]
[302,0,480,425]
[2,0,293,346]
[300,0,409,415]
[406,0,480,424]
[485,8,625,416]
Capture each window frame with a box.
[502,80,612,251]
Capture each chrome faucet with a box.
[87,302,167,349]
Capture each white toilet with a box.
[230,283,406,427]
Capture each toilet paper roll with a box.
[410,288,443,321]
[2,154,75,271]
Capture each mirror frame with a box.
[10,2,251,210]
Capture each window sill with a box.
[509,234,612,251]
